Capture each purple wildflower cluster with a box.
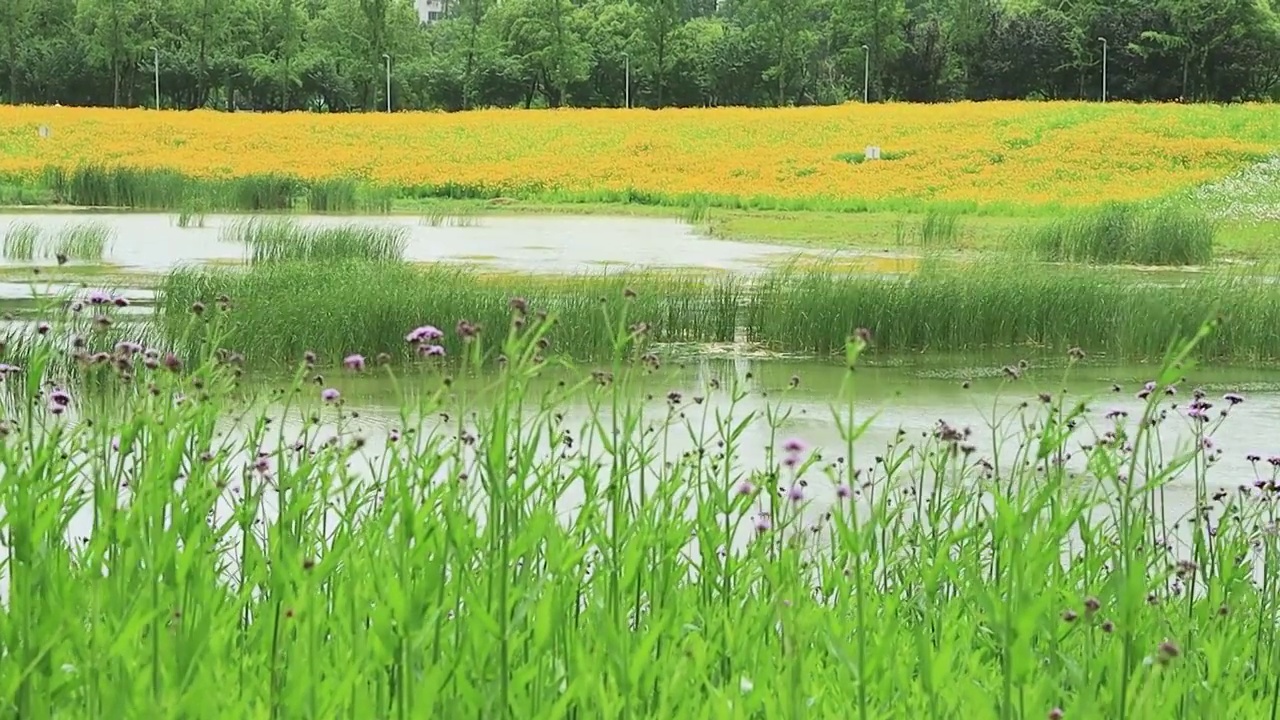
[406,325,446,358]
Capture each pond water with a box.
[0,212,884,274]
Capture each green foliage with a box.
[0,298,1272,717]
[49,221,113,261]
[1023,203,1216,266]
[218,217,410,264]
[2,221,39,260]
[3,0,1279,109]
[155,262,742,367]
[743,260,1280,362]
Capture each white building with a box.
[414,0,446,23]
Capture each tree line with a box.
[2,0,1278,112]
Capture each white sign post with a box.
[37,125,50,139]
[865,145,881,161]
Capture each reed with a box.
[155,257,1280,366]
[48,221,113,260]
[41,166,301,211]
[420,210,480,228]
[3,221,40,260]
[1023,203,1216,266]
[743,259,1280,362]
[219,217,409,264]
[155,262,742,367]
[0,300,1274,716]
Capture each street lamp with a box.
[382,53,392,112]
[152,47,160,110]
[1098,37,1108,103]
[861,44,870,103]
[622,51,630,109]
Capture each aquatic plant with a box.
[47,221,113,261]
[0,295,1273,716]
[219,217,409,264]
[2,221,40,260]
[1023,203,1216,266]
[155,262,742,367]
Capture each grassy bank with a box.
[146,259,1280,368]
[0,301,1274,716]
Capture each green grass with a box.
[1022,203,1216,266]
[48,221,113,261]
[152,257,1280,368]
[420,210,480,228]
[3,221,40,260]
[0,300,1275,716]
[155,262,742,368]
[744,260,1280,362]
[219,217,410,264]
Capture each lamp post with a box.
[1098,37,1108,103]
[622,51,630,108]
[383,53,392,112]
[861,44,870,103]
[152,47,160,110]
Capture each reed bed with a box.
[219,217,409,264]
[48,221,113,261]
[1023,204,1216,266]
[745,260,1280,362]
[155,258,1280,367]
[420,210,480,228]
[2,221,40,260]
[0,300,1275,716]
[156,262,742,367]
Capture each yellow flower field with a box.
[0,102,1276,210]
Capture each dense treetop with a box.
[2,0,1277,111]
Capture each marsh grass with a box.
[0,289,1274,717]
[893,210,963,251]
[220,217,409,264]
[48,221,113,261]
[3,221,40,260]
[41,166,301,210]
[156,262,742,367]
[1024,203,1216,266]
[420,210,479,228]
[744,259,1280,362]
[175,210,206,229]
[158,258,1280,366]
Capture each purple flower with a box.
[36,322,50,335]
[1187,408,1209,423]
[782,438,807,454]
[418,344,446,357]
[735,480,756,497]
[343,354,365,371]
[49,388,71,407]
[1105,408,1128,420]
[405,325,443,344]
[835,484,852,500]
[321,388,340,403]
[786,484,804,503]
[47,401,65,416]
[87,290,110,306]
[753,513,772,534]
[113,296,129,308]
[1224,393,1244,406]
